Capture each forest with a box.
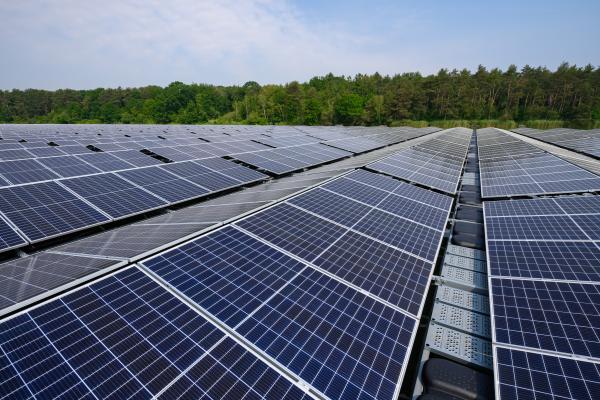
[1,63,599,129]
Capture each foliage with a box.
[1,64,599,128]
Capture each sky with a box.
[1,0,599,90]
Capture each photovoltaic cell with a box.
[313,231,432,316]
[0,217,26,252]
[237,268,416,400]
[0,252,120,312]
[322,178,391,206]
[0,159,60,185]
[236,203,348,262]
[117,166,210,203]
[60,173,167,219]
[491,278,600,359]
[143,226,306,327]
[353,209,441,261]
[485,216,589,241]
[495,346,600,400]
[288,188,372,227]
[0,267,224,399]
[487,241,600,281]
[158,337,311,399]
[0,181,110,242]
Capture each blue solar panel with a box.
[37,155,102,178]
[0,217,27,251]
[162,161,241,192]
[0,181,110,242]
[76,152,135,172]
[377,193,449,230]
[236,203,348,262]
[486,215,589,240]
[495,346,600,400]
[554,196,600,214]
[487,241,600,281]
[0,267,224,398]
[61,173,167,219]
[237,268,416,400]
[143,226,306,327]
[322,178,391,206]
[288,188,372,227]
[345,169,405,192]
[491,278,600,358]
[117,166,210,204]
[353,209,442,261]
[485,198,565,217]
[0,159,60,184]
[313,231,432,315]
[158,337,311,399]
[571,215,600,240]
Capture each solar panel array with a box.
[514,127,600,159]
[0,160,457,399]
[136,168,454,399]
[0,124,460,399]
[485,195,600,399]
[0,149,393,318]
[366,127,472,194]
[478,128,600,198]
[0,125,438,255]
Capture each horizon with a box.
[2,0,599,90]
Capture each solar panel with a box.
[0,181,110,242]
[486,215,589,240]
[353,209,442,261]
[496,347,600,399]
[75,152,135,172]
[491,278,600,359]
[142,226,305,327]
[236,268,416,400]
[236,203,348,262]
[0,252,120,313]
[111,149,164,167]
[162,161,241,192]
[0,158,60,184]
[60,173,167,219]
[37,155,103,178]
[313,230,431,315]
[52,222,213,260]
[288,187,372,227]
[0,216,27,251]
[322,177,391,206]
[487,241,600,281]
[478,128,600,198]
[117,166,210,203]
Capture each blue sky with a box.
[1,0,598,90]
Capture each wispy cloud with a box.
[0,0,598,89]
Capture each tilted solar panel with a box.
[117,166,210,203]
[0,267,309,399]
[0,181,110,242]
[143,226,306,328]
[60,173,167,219]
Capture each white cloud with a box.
[0,0,414,88]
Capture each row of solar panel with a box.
[484,195,600,400]
[0,168,345,315]
[0,167,456,400]
[514,127,600,159]
[477,128,600,198]
[367,127,473,194]
[233,143,353,175]
[126,169,453,399]
[0,158,268,253]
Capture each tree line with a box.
[1,63,599,129]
